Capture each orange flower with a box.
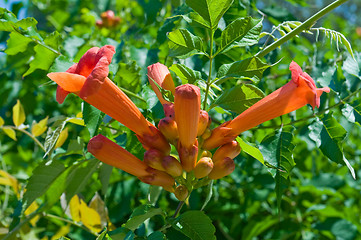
[203,61,330,150]
[48,46,170,153]
[88,134,174,187]
[147,63,176,104]
[174,84,201,148]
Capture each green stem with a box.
[172,201,185,218]
[119,86,146,102]
[203,31,214,110]
[5,126,46,152]
[256,0,349,58]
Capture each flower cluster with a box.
[48,45,330,200]
[96,10,121,28]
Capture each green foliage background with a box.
[1,0,361,239]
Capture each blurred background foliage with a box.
[1,0,361,239]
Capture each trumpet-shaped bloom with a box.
[174,84,201,148]
[203,61,330,150]
[147,63,176,104]
[88,134,174,187]
[48,46,170,153]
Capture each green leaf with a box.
[342,54,360,78]
[217,57,272,80]
[341,102,361,126]
[147,231,166,240]
[200,180,213,211]
[22,160,66,210]
[217,17,262,54]
[114,61,141,92]
[0,8,38,32]
[2,127,17,141]
[259,126,295,210]
[169,64,202,84]
[5,32,33,55]
[99,163,113,196]
[319,112,346,164]
[83,102,103,137]
[236,137,264,165]
[185,12,211,29]
[65,159,99,202]
[185,0,233,30]
[211,84,265,114]
[171,210,216,240]
[123,204,164,231]
[23,31,61,76]
[168,29,204,58]
[147,186,162,205]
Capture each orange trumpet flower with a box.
[203,61,330,150]
[47,46,170,153]
[88,134,174,187]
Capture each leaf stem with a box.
[5,126,46,152]
[203,30,215,110]
[172,201,185,218]
[256,0,349,58]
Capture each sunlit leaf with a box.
[218,17,262,54]
[31,116,49,137]
[169,64,202,84]
[236,137,264,165]
[211,84,265,114]
[168,29,204,58]
[0,170,19,196]
[185,0,233,30]
[0,116,4,126]
[44,119,67,156]
[12,99,25,127]
[24,202,40,226]
[54,127,68,149]
[3,127,17,140]
[83,102,103,137]
[5,32,33,55]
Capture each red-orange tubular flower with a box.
[88,134,174,187]
[47,46,170,153]
[203,61,330,150]
[147,63,176,105]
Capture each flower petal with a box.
[47,72,86,92]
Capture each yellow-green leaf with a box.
[2,127,17,140]
[12,100,25,127]
[0,116,4,126]
[31,116,49,137]
[55,127,68,148]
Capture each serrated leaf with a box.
[5,32,33,55]
[185,0,233,30]
[259,126,295,211]
[2,127,16,140]
[83,102,103,137]
[31,116,48,137]
[114,61,141,92]
[171,210,216,240]
[0,8,38,32]
[168,29,203,58]
[236,137,264,165]
[23,31,61,76]
[211,84,265,114]
[217,57,272,80]
[123,204,164,231]
[22,160,66,210]
[169,64,202,84]
[259,126,295,178]
[186,12,210,29]
[319,112,347,164]
[218,17,262,54]
[339,34,355,60]
[12,99,25,127]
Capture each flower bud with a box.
[139,167,175,187]
[200,150,212,158]
[213,140,241,163]
[208,157,235,180]
[178,143,198,172]
[144,149,165,171]
[147,63,175,104]
[194,157,214,179]
[158,117,178,143]
[174,185,188,201]
[162,156,183,177]
[137,126,171,155]
[197,110,209,136]
[163,103,175,119]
